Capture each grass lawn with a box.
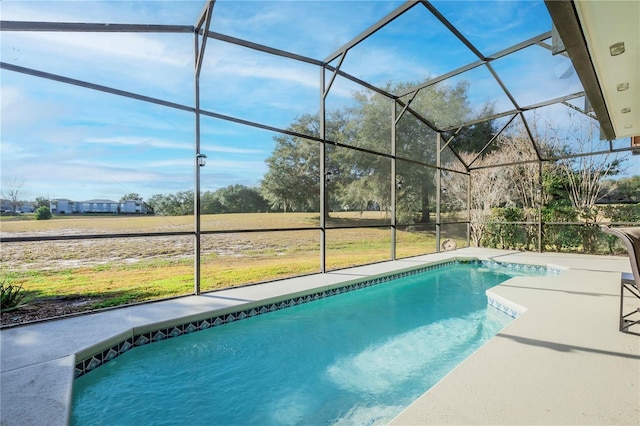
[1,212,467,319]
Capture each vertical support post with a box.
[194,32,201,295]
[538,160,543,253]
[436,132,442,252]
[319,66,327,273]
[391,99,397,260]
[193,1,214,295]
[467,173,471,247]
[319,53,346,272]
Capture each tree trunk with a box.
[420,180,431,223]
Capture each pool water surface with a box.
[72,262,545,425]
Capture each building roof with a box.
[82,199,118,204]
[546,0,639,140]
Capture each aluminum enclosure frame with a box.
[0,0,635,295]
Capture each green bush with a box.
[480,203,639,255]
[1,281,26,311]
[484,207,530,250]
[600,204,640,254]
[35,206,52,220]
[541,206,579,252]
[601,203,640,223]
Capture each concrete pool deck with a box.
[1,248,638,425]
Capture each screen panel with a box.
[325,227,391,271]
[200,230,320,292]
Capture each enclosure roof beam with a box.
[519,111,544,162]
[441,127,463,153]
[468,145,635,171]
[419,1,485,60]
[206,31,323,66]
[469,157,545,171]
[205,30,397,100]
[0,62,194,113]
[195,0,215,31]
[397,31,552,98]
[543,146,636,162]
[195,1,214,79]
[323,1,417,64]
[399,104,441,133]
[485,31,552,60]
[0,21,194,33]
[397,60,485,100]
[485,62,520,111]
[330,67,397,99]
[323,53,347,100]
[442,139,472,172]
[520,91,586,112]
[468,114,518,167]
[441,91,585,132]
[561,101,598,121]
[395,91,420,124]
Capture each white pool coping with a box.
[1,248,638,425]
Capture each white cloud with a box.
[146,159,192,168]
[207,159,267,172]
[0,0,201,26]
[208,146,265,155]
[86,136,192,150]
[18,31,191,67]
[0,140,36,163]
[0,84,65,130]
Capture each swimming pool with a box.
[71,261,550,425]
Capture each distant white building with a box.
[82,199,119,213]
[50,199,77,214]
[121,199,144,213]
[1,199,12,212]
[0,199,33,213]
[50,198,149,214]
[18,204,34,213]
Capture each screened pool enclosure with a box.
[1,1,638,311]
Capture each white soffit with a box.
[574,0,640,139]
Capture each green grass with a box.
[1,212,466,320]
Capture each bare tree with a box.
[443,152,514,246]
[546,115,621,214]
[441,121,553,247]
[494,126,541,210]
[1,178,25,212]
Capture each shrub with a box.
[1,280,26,311]
[35,206,52,220]
[600,204,640,254]
[484,207,527,250]
[601,203,640,223]
[541,206,580,252]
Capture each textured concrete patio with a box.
[1,248,638,425]
[392,250,640,425]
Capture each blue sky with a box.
[1,0,636,202]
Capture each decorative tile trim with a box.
[487,295,523,318]
[483,259,561,319]
[480,260,562,275]
[74,259,553,378]
[75,338,134,378]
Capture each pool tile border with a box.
[74,259,556,378]
[487,295,523,318]
[484,261,563,318]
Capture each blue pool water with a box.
[72,262,545,425]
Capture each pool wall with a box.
[74,259,560,379]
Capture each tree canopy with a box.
[261,81,498,222]
[147,185,268,216]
